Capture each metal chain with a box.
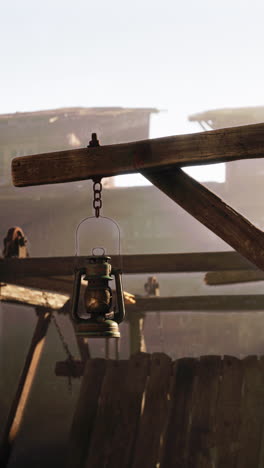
[51,313,75,393]
[93,179,102,218]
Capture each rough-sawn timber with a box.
[12,122,264,186]
[0,252,257,283]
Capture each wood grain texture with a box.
[214,356,244,467]
[205,269,264,285]
[2,285,264,313]
[84,353,150,468]
[143,168,264,272]
[64,355,264,467]
[65,359,107,468]
[0,251,257,282]
[12,122,264,186]
[186,356,222,468]
[235,356,264,468]
[132,353,172,468]
[0,283,68,310]
[126,295,264,312]
[160,358,197,468]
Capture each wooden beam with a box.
[143,168,264,272]
[12,122,264,186]
[2,282,264,313]
[205,270,264,285]
[0,252,257,283]
[3,275,76,295]
[0,283,69,310]
[126,295,264,312]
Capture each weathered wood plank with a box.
[0,283,69,310]
[126,295,264,312]
[205,269,264,285]
[12,122,264,186]
[160,358,197,468]
[235,356,264,468]
[2,285,264,313]
[143,168,264,272]
[84,353,150,468]
[6,275,75,294]
[132,353,172,468]
[65,359,107,468]
[0,252,257,282]
[214,356,243,467]
[186,356,222,468]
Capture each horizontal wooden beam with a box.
[127,295,264,312]
[0,252,256,283]
[5,275,75,295]
[2,283,264,312]
[205,270,264,285]
[143,168,264,272]
[0,284,69,310]
[12,122,264,186]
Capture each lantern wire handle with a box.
[74,215,122,268]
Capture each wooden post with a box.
[0,309,51,467]
[127,311,146,356]
[75,335,90,361]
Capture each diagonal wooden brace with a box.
[0,309,51,467]
[142,168,264,272]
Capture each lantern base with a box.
[75,319,120,338]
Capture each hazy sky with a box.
[1,0,264,182]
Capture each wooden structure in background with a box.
[65,352,264,468]
[11,121,264,275]
[0,250,257,283]
[7,121,264,466]
[205,269,264,285]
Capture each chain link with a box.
[93,179,102,217]
[51,313,75,393]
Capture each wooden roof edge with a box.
[0,106,160,121]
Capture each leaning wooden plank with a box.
[214,356,243,466]
[12,122,264,186]
[126,295,264,312]
[0,251,257,282]
[235,356,264,468]
[143,168,264,272]
[160,358,197,468]
[84,353,150,468]
[205,269,264,285]
[0,284,69,310]
[186,356,222,467]
[132,353,172,468]
[0,310,51,467]
[65,359,107,468]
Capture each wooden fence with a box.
[65,352,264,468]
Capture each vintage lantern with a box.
[71,254,125,338]
[70,133,125,344]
